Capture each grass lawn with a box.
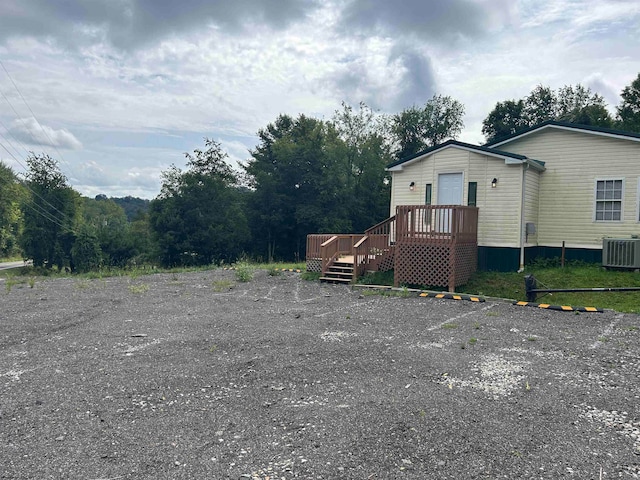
[359,264,640,313]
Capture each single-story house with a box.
[307,121,640,289]
[387,120,640,271]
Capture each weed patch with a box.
[301,271,321,281]
[212,280,234,292]
[128,283,149,294]
[234,262,254,282]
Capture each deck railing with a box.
[352,215,398,280]
[320,236,339,274]
[318,234,364,274]
[365,215,397,251]
[395,205,478,244]
[353,236,368,281]
[306,234,335,261]
[307,205,478,287]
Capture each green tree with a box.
[481,99,527,144]
[244,114,353,261]
[483,83,614,143]
[149,138,249,266]
[82,196,134,267]
[20,153,81,269]
[110,195,150,221]
[617,73,640,132]
[556,84,612,126]
[0,162,24,258]
[391,94,465,159]
[332,102,392,232]
[127,213,157,264]
[524,85,557,125]
[71,223,102,273]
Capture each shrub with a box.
[235,262,254,282]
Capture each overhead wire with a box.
[0,58,80,182]
[0,135,76,231]
[0,118,29,165]
[0,59,78,231]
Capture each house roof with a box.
[386,139,545,172]
[485,120,640,148]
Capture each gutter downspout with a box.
[518,162,529,273]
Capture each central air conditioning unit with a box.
[602,238,640,268]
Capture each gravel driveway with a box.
[1,269,639,479]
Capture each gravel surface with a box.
[1,269,639,479]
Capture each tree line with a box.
[1,73,638,270]
[482,75,640,142]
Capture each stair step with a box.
[324,272,353,279]
[319,276,352,283]
[328,266,353,273]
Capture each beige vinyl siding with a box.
[389,147,524,247]
[476,160,521,247]
[524,167,540,245]
[390,160,429,214]
[500,129,640,248]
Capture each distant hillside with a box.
[110,196,150,221]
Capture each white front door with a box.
[437,173,463,205]
[437,173,463,233]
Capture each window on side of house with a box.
[595,179,623,221]
[468,182,477,206]
[424,183,433,228]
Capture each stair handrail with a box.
[352,235,369,282]
[320,235,339,275]
[364,215,396,258]
[364,215,396,236]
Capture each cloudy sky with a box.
[0,0,638,199]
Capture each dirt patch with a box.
[1,270,639,479]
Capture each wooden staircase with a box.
[319,257,354,284]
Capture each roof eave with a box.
[489,122,640,148]
[386,141,528,171]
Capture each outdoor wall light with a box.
[409,181,415,191]
[491,178,498,188]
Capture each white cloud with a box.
[8,117,82,150]
[0,0,637,197]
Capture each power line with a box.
[0,160,69,230]
[0,58,80,182]
[21,196,70,230]
[0,140,76,227]
[0,118,31,169]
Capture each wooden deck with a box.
[307,205,478,291]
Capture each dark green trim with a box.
[386,139,529,169]
[425,183,432,205]
[477,246,603,272]
[468,182,477,207]
[527,246,602,264]
[478,247,520,272]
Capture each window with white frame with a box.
[595,179,623,221]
